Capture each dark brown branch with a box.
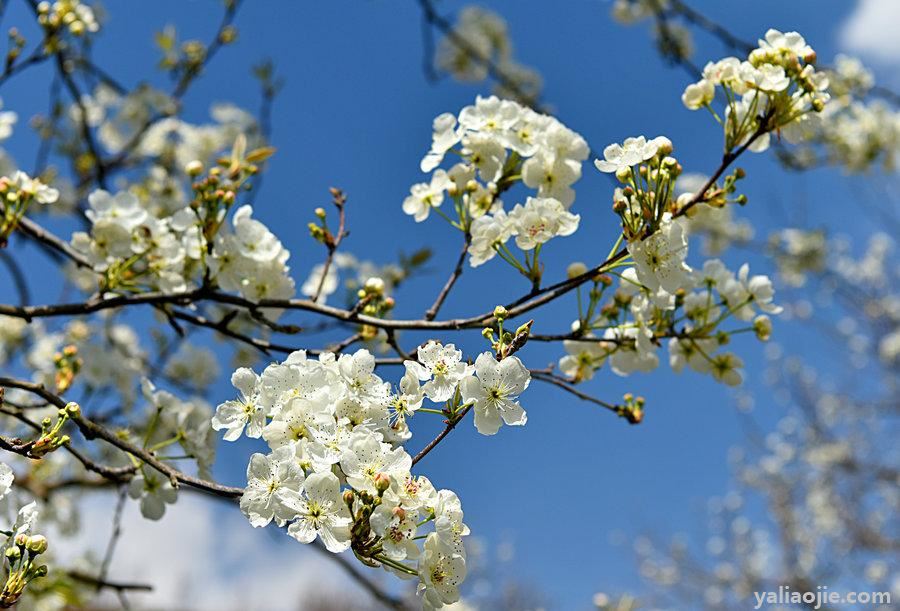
[0,377,243,498]
[310,545,411,611]
[66,571,153,593]
[529,369,618,413]
[0,251,30,306]
[424,236,469,321]
[410,404,472,467]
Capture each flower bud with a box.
[753,315,772,341]
[374,473,391,494]
[614,167,631,183]
[493,305,508,320]
[185,160,204,176]
[26,535,47,555]
[343,490,355,507]
[567,262,587,278]
[655,137,673,156]
[364,277,385,294]
[314,207,326,219]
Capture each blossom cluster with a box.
[561,130,782,387]
[783,55,900,173]
[0,171,60,245]
[610,0,693,62]
[681,29,830,153]
[560,252,779,387]
[70,149,294,303]
[36,0,100,38]
[435,6,542,102]
[215,344,530,608]
[0,463,49,607]
[408,95,588,276]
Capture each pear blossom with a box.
[406,341,472,403]
[421,113,463,172]
[521,153,579,206]
[507,196,580,250]
[669,337,716,374]
[431,490,470,552]
[709,352,744,386]
[84,189,148,231]
[722,263,782,321]
[340,430,412,493]
[605,326,660,375]
[212,368,265,441]
[682,79,715,109]
[559,339,610,382]
[628,214,692,294]
[467,210,512,267]
[0,462,13,500]
[458,95,519,134]
[462,132,507,183]
[459,352,529,436]
[594,136,668,173]
[403,170,453,222]
[370,503,421,561]
[285,472,352,553]
[417,533,467,609]
[128,472,178,520]
[10,171,59,204]
[758,29,814,60]
[240,446,305,528]
[0,99,17,141]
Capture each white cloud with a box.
[838,0,900,64]
[50,492,398,610]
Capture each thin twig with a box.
[424,236,469,321]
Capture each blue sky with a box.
[1,1,896,608]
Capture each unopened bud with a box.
[185,160,204,176]
[374,473,391,493]
[314,207,326,219]
[26,535,47,555]
[614,167,631,183]
[567,262,588,279]
[493,305,508,320]
[364,277,385,294]
[655,137,673,156]
[753,315,772,341]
